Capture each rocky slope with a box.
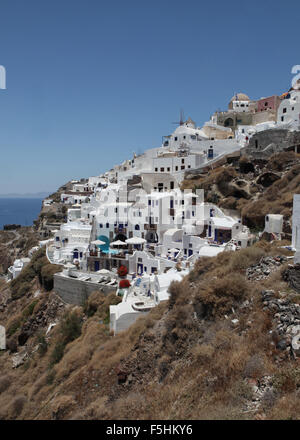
[182,150,300,233]
[0,151,300,420]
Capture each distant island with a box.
[0,192,51,199]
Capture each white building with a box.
[264,214,283,235]
[7,258,31,280]
[277,89,300,129]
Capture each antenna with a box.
[172,108,185,126]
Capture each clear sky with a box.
[0,0,299,194]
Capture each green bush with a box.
[50,341,65,366]
[49,311,83,367]
[41,263,62,291]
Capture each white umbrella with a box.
[126,237,146,245]
[169,248,179,253]
[91,239,106,246]
[110,240,127,246]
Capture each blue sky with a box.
[0,0,299,194]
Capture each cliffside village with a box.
[7,82,300,335]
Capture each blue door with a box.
[188,249,193,257]
[214,229,218,241]
[208,225,212,237]
[94,261,100,271]
[73,250,79,259]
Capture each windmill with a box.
[172,109,185,126]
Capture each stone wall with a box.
[245,129,300,158]
[54,273,116,305]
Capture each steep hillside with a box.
[0,241,299,420]
[182,151,300,232]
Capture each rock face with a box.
[256,172,280,187]
[282,264,300,293]
[261,289,300,358]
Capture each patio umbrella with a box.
[125,237,146,245]
[169,248,179,253]
[91,239,106,246]
[110,240,127,246]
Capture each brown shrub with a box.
[0,376,11,393]
[10,395,26,418]
[243,354,265,379]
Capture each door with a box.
[188,249,193,257]
[73,250,79,259]
[208,225,212,237]
[137,263,143,275]
[94,261,100,271]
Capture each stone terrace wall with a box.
[54,273,116,305]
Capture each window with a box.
[135,224,140,230]
[192,211,195,216]
[292,107,295,111]
[115,208,118,213]
[148,200,151,206]
[106,223,109,228]
[181,165,185,170]
[189,243,192,248]
[99,223,103,228]
[155,168,158,172]
[174,137,178,141]
[167,167,170,172]
[175,166,178,171]
[183,135,186,139]
[283,108,287,113]
[181,158,184,164]
[188,165,191,169]
[281,116,284,122]
[190,135,196,140]
[160,167,164,172]
[170,181,174,189]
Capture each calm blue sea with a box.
[0,198,43,230]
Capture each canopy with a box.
[126,237,146,244]
[168,248,179,253]
[91,239,106,245]
[110,240,127,246]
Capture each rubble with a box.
[244,376,275,413]
[246,256,287,281]
[261,289,300,358]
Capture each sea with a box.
[0,198,43,230]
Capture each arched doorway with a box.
[224,117,234,127]
[113,233,127,242]
[145,231,158,243]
